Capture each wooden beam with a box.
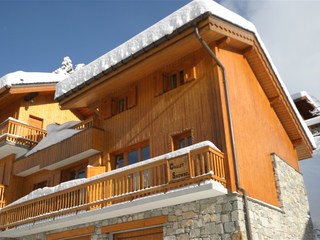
[101,216,168,234]
[269,96,282,106]
[9,85,56,94]
[292,138,303,146]
[217,37,231,49]
[47,226,95,240]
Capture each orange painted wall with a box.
[217,48,299,205]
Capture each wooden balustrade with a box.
[0,143,226,230]
[0,118,47,148]
[0,185,5,209]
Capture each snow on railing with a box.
[0,141,226,230]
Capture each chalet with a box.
[0,0,315,239]
[0,69,79,207]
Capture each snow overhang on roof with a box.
[54,0,316,157]
[54,0,256,101]
[0,71,67,91]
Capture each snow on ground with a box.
[0,71,67,89]
[25,121,80,156]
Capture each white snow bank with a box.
[9,141,220,206]
[55,0,256,99]
[0,71,67,90]
[25,121,80,156]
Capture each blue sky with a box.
[1,0,320,227]
[0,0,191,76]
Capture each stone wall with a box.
[11,155,314,240]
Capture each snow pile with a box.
[55,0,256,99]
[7,178,88,207]
[25,121,80,156]
[0,71,67,90]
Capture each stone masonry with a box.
[11,154,313,240]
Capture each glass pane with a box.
[178,139,185,149]
[187,136,192,146]
[70,171,76,180]
[141,145,150,161]
[128,149,139,165]
[118,98,125,112]
[78,169,86,179]
[169,74,177,89]
[179,70,185,85]
[115,154,124,169]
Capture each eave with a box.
[57,14,313,160]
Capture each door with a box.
[114,227,163,240]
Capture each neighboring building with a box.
[0,70,79,207]
[293,91,320,237]
[0,0,315,239]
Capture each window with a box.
[61,164,87,182]
[155,64,197,96]
[103,85,137,119]
[28,115,43,129]
[33,180,47,190]
[113,142,150,169]
[172,130,192,150]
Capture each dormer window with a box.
[102,85,137,119]
[155,56,197,96]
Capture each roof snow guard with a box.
[54,0,316,153]
[54,0,256,101]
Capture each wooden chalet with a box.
[0,71,78,208]
[0,1,315,239]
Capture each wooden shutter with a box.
[154,73,164,96]
[127,85,137,109]
[102,97,113,119]
[184,66,197,82]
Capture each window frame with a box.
[172,130,193,151]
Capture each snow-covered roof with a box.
[54,0,316,150]
[292,91,318,107]
[55,0,256,100]
[25,121,80,157]
[0,71,67,90]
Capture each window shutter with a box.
[127,85,137,109]
[154,74,164,96]
[103,97,113,119]
[0,162,4,185]
[185,66,196,82]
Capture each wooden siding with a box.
[13,126,105,176]
[216,48,299,206]
[102,49,224,161]
[0,144,225,230]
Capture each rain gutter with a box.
[193,25,253,240]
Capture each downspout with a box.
[194,26,253,240]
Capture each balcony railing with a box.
[13,120,104,176]
[0,118,46,148]
[0,141,226,231]
[0,185,5,209]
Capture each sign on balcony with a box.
[168,154,190,182]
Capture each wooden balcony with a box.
[0,142,226,232]
[0,118,46,159]
[13,120,105,177]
